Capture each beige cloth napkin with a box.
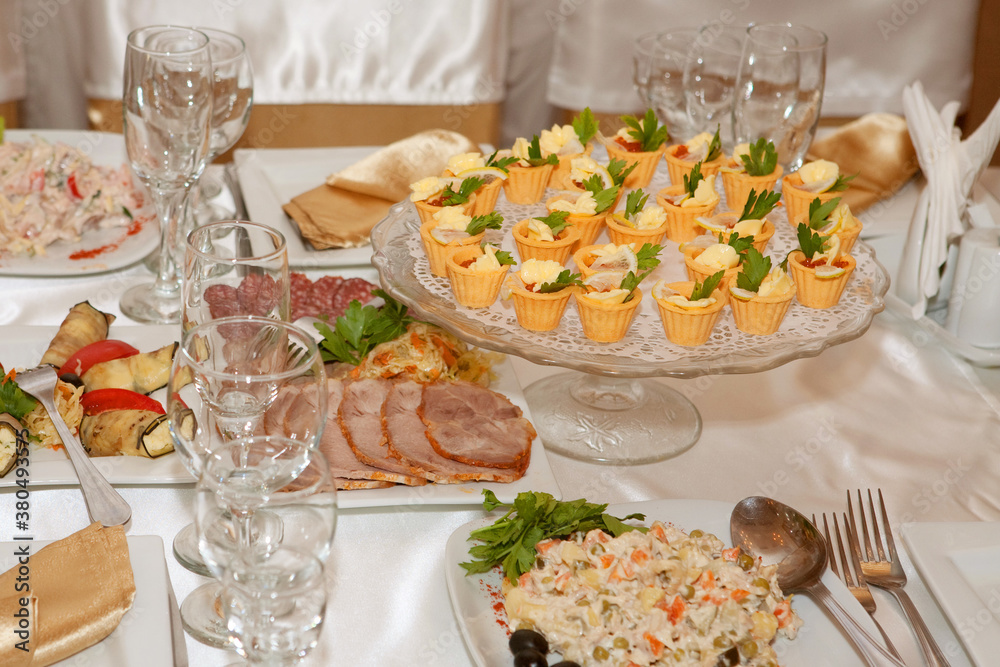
[283,129,479,250]
[0,523,135,667]
[806,112,919,213]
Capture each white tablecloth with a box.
[2,164,1000,666]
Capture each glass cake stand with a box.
[370,179,890,465]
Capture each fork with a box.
[17,366,132,526]
[851,489,952,667]
[817,512,902,660]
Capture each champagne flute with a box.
[121,26,213,324]
[683,24,747,149]
[733,23,828,171]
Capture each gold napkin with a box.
[283,129,479,250]
[806,112,919,213]
[0,524,136,667]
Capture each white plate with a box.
[0,535,174,667]
[902,522,1000,666]
[0,325,192,487]
[0,130,159,277]
[446,498,881,667]
[233,146,379,268]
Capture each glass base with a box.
[181,581,233,649]
[120,282,181,324]
[524,372,701,465]
[173,522,212,577]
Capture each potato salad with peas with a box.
[503,521,802,667]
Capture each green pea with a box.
[741,640,759,658]
[689,529,704,538]
[713,635,730,649]
[681,584,695,599]
[738,553,755,571]
[613,637,629,649]
[593,646,609,660]
[753,577,770,591]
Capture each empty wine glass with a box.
[191,435,336,652]
[733,23,827,172]
[183,220,289,332]
[167,316,326,581]
[633,28,700,143]
[121,26,213,324]
[683,24,747,150]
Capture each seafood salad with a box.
[504,521,802,666]
[0,136,144,255]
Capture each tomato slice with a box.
[58,339,140,377]
[80,388,165,416]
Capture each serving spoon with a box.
[730,496,905,667]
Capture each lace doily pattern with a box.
[371,165,889,378]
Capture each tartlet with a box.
[445,245,511,308]
[544,193,610,250]
[652,280,726,346]
[786,251,857,309]
[728,267,796,335]
[657,182,720,244]
[511,218,580,264]
[683,244,742,305]
[419,220,486,277]
[504,162,555,204]
[574,288,643,343]
[664,132,727,187]
[721,162,783,213]
[606,212,668,247]
[506,259,578,331]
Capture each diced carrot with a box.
[2,367,15,384]
[535,539,559,554]
[721,547,740,561]
[599,553,616,569]
[668,596,686,624]
[731,589,750,602]
[630,549,650,565]
[518,572,531,588]
[644,632,665,658]
[697,570,716,590]
[649,523,667,542]
[554,571,571,590]
[774,601,792,628]
[431,335,458,366]
[410,331,424,352]
[374,351,393,366]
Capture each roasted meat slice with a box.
[383,381,526,483]
[419,380,535,470]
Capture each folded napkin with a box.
[283,129,479,250]
[0,523,135,667]
[805,112,919,214]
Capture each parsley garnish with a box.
[807,197,842,230]
[482,242,516,266]
[485,150,518,173]
[620,243,662,302]
[572,107,599,145]
[538,269,583,294]
[726,232,755,256]
[621,108,669,152]
[441,176,484,206]
[606,157,638,186]
[736,248,772,293]
[739,138,778,176]
[795,222,829,259]
[0,366,37,421]
[314,289,413,365]
[683,162,705,199]
[690,271,725,301]
[121,206,133,220]
[623,189,649,221]
[704,126,723,162]
[581,175,619,214]
[465,212,503,236]
[827,172,857,192]
[461,490,646,581]
[524,135,559,167]
[532,211,570,237]
[739,188,782,222]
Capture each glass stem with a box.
[150,185,190,299]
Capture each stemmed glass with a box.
[633,29,700,143]
[683,24,747,149]
[121,26,213,324]
[732,23,828,172]
[167,316,327,647]
[183,220,289,332]
[194,435,336,660]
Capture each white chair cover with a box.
[546,0,980,117]
[0,0,26,105]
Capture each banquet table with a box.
[2,158,1000,667]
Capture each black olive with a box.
[714,645,741,667]
[551,662,583,667]
[509,629,549,656]
[59,372,84,388]
[513,648,548,667]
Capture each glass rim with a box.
[179,315,322,384]
[746,22,828,50]
[126,25,210,56]
[186,219,287,265]
[193,26,248,67]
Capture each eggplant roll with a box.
[0,413,24,477]
[39,301,115,368]
[82,343,178,395]
[80,408,192,458]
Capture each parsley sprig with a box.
[482,242,516,266]
[683,162,705,199]
[465,212,504,236]
[827,172,857,192]
[538,269,584,294]
[621,108,669,152]
[739,137,777,176]
[441,176,484,206]
[704,126,723,162]
[523,135,559,167]
[736,248,772,293]
[581,175,620,214]
[572,107,599,145]
[739,188,782,222]
[807,197,842,230]
[532,211,570,237]
[485,150,519,173]
[461,490,646,581]
[607,158,638,186]
[620,243,662,302]
[315,289,413,365]
[725,231,755,256]
[690,270,725,301]
[623,189,649,221]
[0,366,37,421]
[794,222,830,260]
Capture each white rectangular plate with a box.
[0,535,174,667]
[233,146,380,268]
[0,325,192,487]
[902,521,1000,666]
[0,130,159,277]
[446,498,881,667]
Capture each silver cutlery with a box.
[850,488,952,667]
[817,511,902,660]
[17,366,132,526]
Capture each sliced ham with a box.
[338,378,429,486]
[382,381,527,483]
[419,380,535,470]
[334,478,395,490]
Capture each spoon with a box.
[730,496,905,667]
